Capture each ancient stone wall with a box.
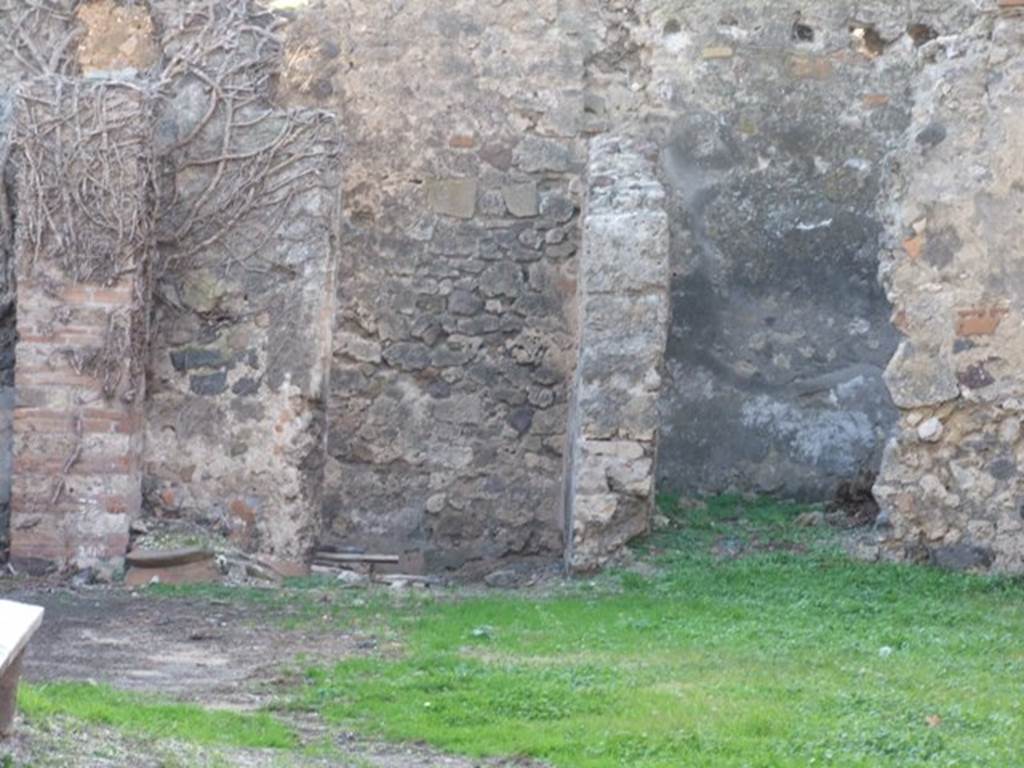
[567,137,669,571]
[139,1,340,566]
[0,0,1020,577]
[872,8,1024,571]
[0,0,341,573]
[279,1,585,575]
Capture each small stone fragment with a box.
[189,371,228,396]
[484,568,519,588]
[507,406,534,435]
[448,289,484,316]
[702,46,734,60]
[917,417,944,443]
[335,570,369,587]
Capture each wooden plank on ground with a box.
[313,552,400,564]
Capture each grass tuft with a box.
[19,682,297,749]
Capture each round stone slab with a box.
[125,547,214,568]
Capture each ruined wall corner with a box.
[566,135,670,573]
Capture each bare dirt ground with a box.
[0,579,540,768]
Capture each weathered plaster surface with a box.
[641,1,940,500]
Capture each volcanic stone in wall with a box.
[305,0,585,575]
[873,13,1024,572]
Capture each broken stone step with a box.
[124,547,219,587]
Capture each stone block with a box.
[702,46,734,60]
[502,183,539,217]
[513,136,573,173]
[75,0,159,74]
[883,342,960,409]
[956,307,1008,337]
[581,211,670,295]
[427,178,478,219]
[787,55,833,79]
[336,331,383,364]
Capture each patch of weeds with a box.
[20,682,297,749]
[645,492,839,561]
[145,580,408,633]
[618,571,650,592]
[145,582,281,603]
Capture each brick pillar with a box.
[9,78,152,576]
[566,137,670,572]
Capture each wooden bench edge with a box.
[0,601,44,680]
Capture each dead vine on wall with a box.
[2,0,339,305]
[13,78,153,284]
[0,0,83,320]
[0,0,81,80]
[153,0,339,286]
[1,0,340,421]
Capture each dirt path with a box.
[0,581,540,768]
[4,585,361,708]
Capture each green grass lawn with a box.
[298,496,1024,767]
